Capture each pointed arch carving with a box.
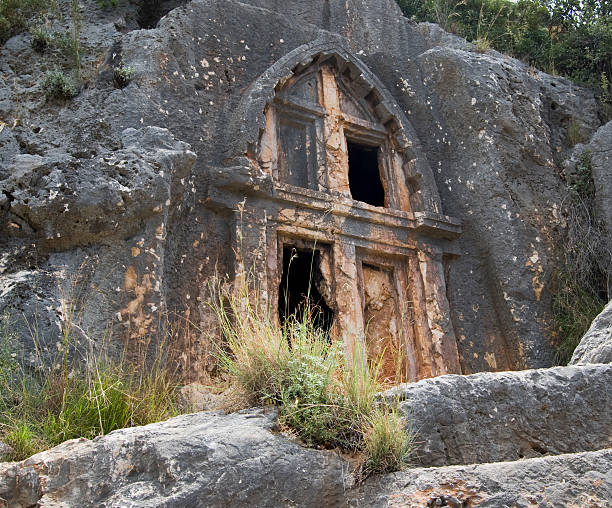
[229,38,444,215]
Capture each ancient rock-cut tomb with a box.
[212,44,463,381]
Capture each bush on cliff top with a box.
[397,0,612,97]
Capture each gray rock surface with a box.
[571,299,612,365]
[351,448,612,507]
[0,409,350,508]
[1,404,610,507]
[0,126,195,365]
[2,126,194,250]
[0,443,13,462]
[589,121,612,251]
[381,364,612,467]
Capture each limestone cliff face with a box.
[0,0,607,377]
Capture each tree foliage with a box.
[396,0,612,92]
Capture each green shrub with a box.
[113,65,135,88]
[212,277,415,473]
[41,69,77,99]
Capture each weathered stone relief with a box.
[213,46,463,381]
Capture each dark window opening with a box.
[347,140,385,207]
[279,246,334,334]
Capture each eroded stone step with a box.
[351,448,612,507]
[381,364,612,467]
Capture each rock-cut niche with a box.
[233,48,463,382]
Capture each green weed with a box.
[41,69,77,99]
[113,65,135,88]
[363,407,415,475]
[211,276,415,473]
[0,310,182,461]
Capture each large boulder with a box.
[571,299,612,365]
[0,409,349,507]
[381,364,612,467]
[351,448,612,507]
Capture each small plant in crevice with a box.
[474,36,490,53]
[97,0,119,8]
[363,407,415,475]
[41,69,77,99]
[209,276,415,476]
[30,24,51,52]
[113,65,135,88]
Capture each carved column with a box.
[320,66,350,196]
[332,240,366,362]
[416,250,462,375]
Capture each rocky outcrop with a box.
[381,364,612,467]
[2,404,611,507]
[2,127,194,250]
[351,448,612,507]
[571,299,612,365]
[0,126,195,365]
[589,121,612,250]
[0,409,349,507]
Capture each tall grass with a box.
[210,277,415,474]
[0,312,181,462]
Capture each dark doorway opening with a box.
[279,246,334,334]
[346,140,385,207]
